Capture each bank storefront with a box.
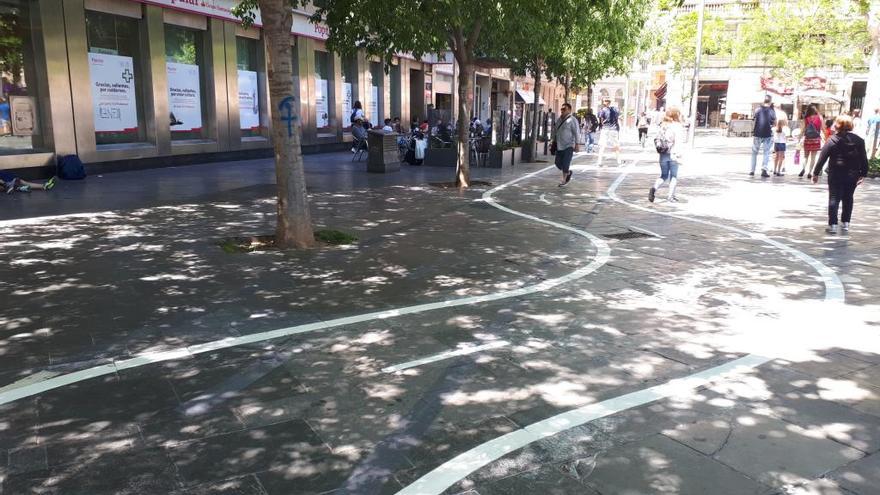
[1,0,434,173]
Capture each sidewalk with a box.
[1,140,879,494]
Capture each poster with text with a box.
[238,70,260,131]
[315,77,329,129]
[343,82,352,128]
[167,62,202,132]
[370,85,379,123]
[89,53,138,133]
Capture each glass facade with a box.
[369,61,382,124]
[0,0,46,154]
[86,10,146,145]
[236,36,261,138]
[314,50,332,134]
[165,24,208,141]
[341,55,357,129]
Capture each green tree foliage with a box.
[664,10,729,74]
[732,0,870,83]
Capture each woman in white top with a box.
[649,107,686,203]
[773,120,789,176]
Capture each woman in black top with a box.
[812,115,869,234]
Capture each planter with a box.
[423,147,457,167]
[485,148,516,168]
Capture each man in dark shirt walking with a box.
[750,95,776,178]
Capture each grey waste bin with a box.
[367,130,400,173]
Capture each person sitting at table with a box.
[351,118,368,152]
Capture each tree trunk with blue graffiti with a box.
[259,0,314,248]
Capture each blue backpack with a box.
[57,155,86,180]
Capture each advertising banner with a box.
[89,53,138,134]
[370,85,379,123]
[343,82,352,128]
[238,69,260,131]
[315,77,329,128]
[166,62,202,132]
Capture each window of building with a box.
[237,36,263,138]
[86,10,147,145]
[0,0,48,155]
[341,55,357,129]
[390,63,401,120]
[369,61,383,124]
[165,24,208,141]
[314,50,333,135]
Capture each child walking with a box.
[773,121,788,176]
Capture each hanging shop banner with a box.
[166,62,202,132]
[238,69,260,131]
[89,53,138,133]
[315,77,329,128]
[370,85,378,123]
[343,82,352,128]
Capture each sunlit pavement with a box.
[1,136,879,494]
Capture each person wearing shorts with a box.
[0,170,56,194]
[597,98,621,166]
[552,103,581,187]
[773,121,788,176]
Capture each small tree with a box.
[233,0,314,248]
[659,10,729,110]
[314,0,505,187]
[733,0,870,119]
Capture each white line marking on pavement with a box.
[0,165,611,406]
[381,341,509,374]
[538,193,551,204]
[0,371,60,394]
[628,225,664,239]
[394,159,845,495]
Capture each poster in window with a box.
[89,53,138,134]
[238,69,260,131]
[342,82,352,128]
[315,77,329,129]
[370,85,378,123]
[10,96,37,136]
[166,62,202,133]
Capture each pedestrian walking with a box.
[636,112,649,148]
[851,109,864,138]
[551,103,581,187]
[597,98,621,166]
[773,120,789,176]
[867,107,880,156]
[749,95,776,178]
[648,107,686,203]
[811,115,868,234]
[798,104,825,179]
[583,108,599,153]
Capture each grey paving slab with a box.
[580,433,770,494]
[464,463,601,495]
[712,412,864,488]
[826,451,880,495]
[172,475,268,495]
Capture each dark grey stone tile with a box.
[827,451,880,495]
[172,474,267,495]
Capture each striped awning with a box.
[654,82,668,100]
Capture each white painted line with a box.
[395,354,771,495]
[0,165,611,406]
[628,225,664,239]
[381,341,509,374]
[0,371,60,395]
[538,193,551,204]
[394,159,846,495]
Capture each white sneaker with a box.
[841,222,850,233]
[825,225,837,235]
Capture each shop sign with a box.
[761,75,827,95]
[315,77,329,128]
[89,53,138,134]
[342,82,352,128]
[10,96,37,136]
[238,69,260,131]
[166,62,202,132]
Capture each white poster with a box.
[342,82,352,128]
[89,53,138,134]
[315,77,329,129]
[370,85,379,123]
[166,62,202,133]
[238,69,260,131]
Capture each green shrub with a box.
[869,157,880,177]
[314,229,358,245]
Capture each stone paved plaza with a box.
[1,138,879,494]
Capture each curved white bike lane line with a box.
[0,165,612,406]
[394,159,845,495]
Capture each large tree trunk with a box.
[563,73,571,105]
[259,0,314,248]
[521,64,543,163]
[455,57,473,187]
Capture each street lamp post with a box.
[688,0,705,148]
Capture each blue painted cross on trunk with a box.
[278,96,296,138]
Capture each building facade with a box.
[1,0,440,173]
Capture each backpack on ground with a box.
[805,119,821,139]
[654,126,673,154]
[57,154,86,180]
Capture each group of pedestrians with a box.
[576,98,622,165]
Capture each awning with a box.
[515,89,546,105]
[654,82,668,100]
[799,89,844,103]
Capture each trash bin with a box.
[367,130,400,173]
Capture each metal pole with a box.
[688,0,705,148]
